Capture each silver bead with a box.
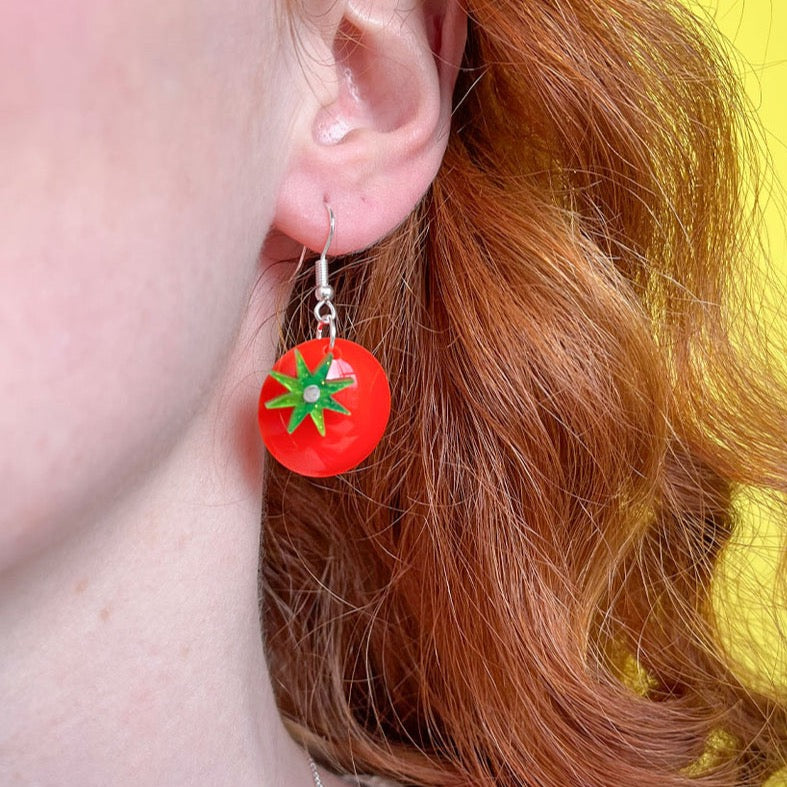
[315,284,334,302]
[303,384,321,403]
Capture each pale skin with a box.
[0,0,465,785]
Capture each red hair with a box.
[263,0,787,783]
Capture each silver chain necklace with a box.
[307,753,324,787]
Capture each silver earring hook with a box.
[314,205,334,302]
[287,204,334,286]
[321,204,335,261]
[314,204,338,350]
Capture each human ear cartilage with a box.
[258,206,391,477]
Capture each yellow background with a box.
[689,2,786,782]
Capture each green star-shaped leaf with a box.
[264,349,353,436]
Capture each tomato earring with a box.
[258,206,391,477]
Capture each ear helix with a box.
[257,205,391,477]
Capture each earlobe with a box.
[273,0,466,255]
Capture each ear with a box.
[273,0,467,255]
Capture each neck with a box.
[0,315,322,786]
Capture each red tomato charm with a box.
[258,338,391,477]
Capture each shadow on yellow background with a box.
[689,2,786,782]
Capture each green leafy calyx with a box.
[264,349,353,436]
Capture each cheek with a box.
[0,246,206,564]
[0,0,294,566]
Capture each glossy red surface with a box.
[258,338,391,477]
